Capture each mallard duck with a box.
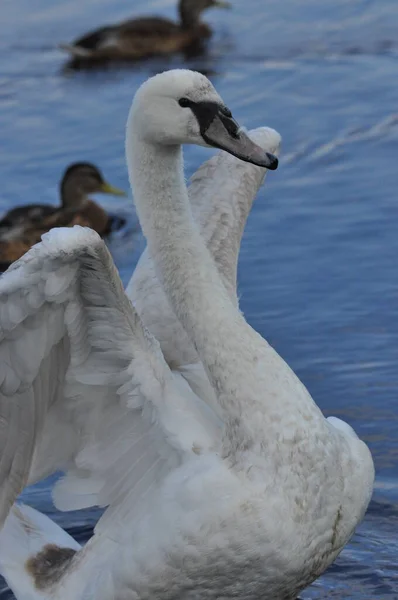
[0,162,125,270]
[0,70,373,600]
[60,0,231,68]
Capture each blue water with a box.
[0,0,397,597]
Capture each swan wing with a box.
[188,126,281,301]
[0,226,219,528]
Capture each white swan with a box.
[0,70,374,600]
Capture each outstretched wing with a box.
[0,226,219,528]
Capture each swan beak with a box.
[99,182,127,196]
[198,105,278,170]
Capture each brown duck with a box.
[60,0,231,68]
[0,162,126,270]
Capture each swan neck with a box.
[127,131,263,418]
[128,139,192,248]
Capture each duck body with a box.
[71,18,211,60]
[66,199,123,234]
[0,204,55,232]
[0,201,111,235]
[0,162,125,270]
[61,0,230,67]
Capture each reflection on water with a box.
[0,0,397,597]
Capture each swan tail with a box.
[0,503,81,600]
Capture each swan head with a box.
[127,69,278,170]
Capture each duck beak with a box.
[99,181,127,196]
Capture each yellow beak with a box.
[99,181,127,196]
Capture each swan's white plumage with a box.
[0,69,374,600]
[0,226,219,531]
[0,503,81,600]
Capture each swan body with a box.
[0,70,374,600]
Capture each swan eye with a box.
[179,97,192,108]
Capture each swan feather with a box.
[0,226,220,530]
